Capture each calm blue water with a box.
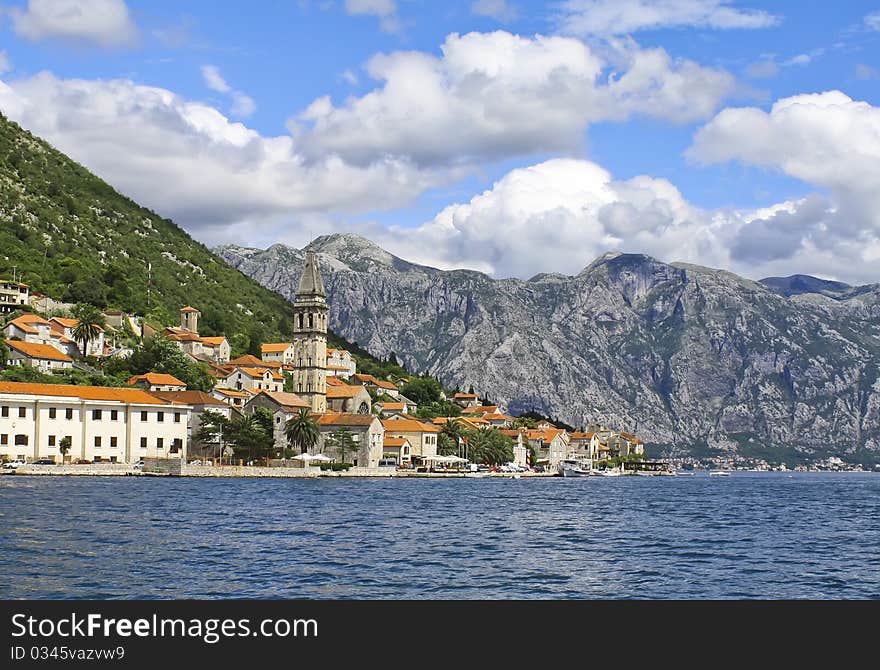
[1,472,878,599]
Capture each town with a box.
[1,256,651,477]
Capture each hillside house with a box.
[5,340,73,373]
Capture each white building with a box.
[326,348,356,380]
[49,317,105,357]
[127,373,188,392]
[0,382,191,464]
[261,342,295,365]
[5,340,74,372]
[0,280,28,313]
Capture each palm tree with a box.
[58,436,72,463]
[439,419,464,456]
[71,303,105,357]
[285,408,320,455]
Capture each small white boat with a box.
[709,470,731,477]
[599,468,622,477]
[561,458,592,477]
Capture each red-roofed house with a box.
[5,339,73,372]
[128,373,188,392]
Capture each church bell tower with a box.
[292,250,328,414]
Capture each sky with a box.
[0,1,879,283]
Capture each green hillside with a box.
[0,112,300,355]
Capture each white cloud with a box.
[0,52,10,75]
[686,91,880,280]
[865,11,880,31]
[363,157,877,285]
[471,0,519,23]
[8,0,138,48]
[200,65,231,94]
[295,31,735,167]
[341,69,359,85]
[0,71,436,234]
[200,64,256,118]
[556,0,780,36]
[344,0,401,34]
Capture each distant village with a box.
[2,261,650,476]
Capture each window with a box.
[49,407,57,419]
[110,437,118,448]
[48,435,56,447]
[111,410,118,421]
[157,412,164,423]
[94,436,101,448]
[140,411,148,422]
[1,406,7,418]
[65,408,73,420]
[174,412,181,424]
[140,437,147,449]
[18,407,26,418]
[14,434,27,446]
[0,434,7,445]
[171,438,182,454]
[92,409,102,421]
[157,438,164,449]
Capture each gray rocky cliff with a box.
[218,234,880,462]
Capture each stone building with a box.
[291,251,328,414]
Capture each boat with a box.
[561,458,592,477]
[598,467,623,477]
[709,470,731,477]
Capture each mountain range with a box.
[218,234,880,463]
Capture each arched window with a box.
[308,313,314,329]
[297,314,302,329]
[358,402,369,414]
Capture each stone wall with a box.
[14,463,138,476]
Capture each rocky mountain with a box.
[759,274,873,301]
[217,234,880,463]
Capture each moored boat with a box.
[561,458,592,477]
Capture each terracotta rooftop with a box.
[127,373,187,387]
[5,340,72,362]
[0,381,172,405]
[261,342,292,353]
[382,418,439,433]
[327,385,368,399]
[316,413,377,427]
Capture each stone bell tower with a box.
[292,250,328,414]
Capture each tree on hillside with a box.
[71,303,106,357]
[0,339,8,368]
[401,377,442,405]
[285,408,320,455]
[105,335,214,391]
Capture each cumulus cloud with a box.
[471,0,519,23]
[686,91,880,281]
[364,157,879,285]
[555,0,780,36]
[344,0,401,34]
[0,52,10,75]
[0,71,437,232]
[8,0,138,48]
[200,65,256,118]
[294,31,735,168]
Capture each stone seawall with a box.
[14,463,140,476]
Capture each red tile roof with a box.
[5,340,72,362]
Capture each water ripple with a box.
[0,473,878,599]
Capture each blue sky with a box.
[1,1,879,282]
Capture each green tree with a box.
[400,377,442,405]
[226,413,270,463]
[106,335,214,391]
[285,408,320,455]
[58,436,72,463]
[439,420,464,456]
[0,339,8,368]
[325,427,358,465]
[464,428,514,465]
[194,410,230,460]
[71,303,106,357]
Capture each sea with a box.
[1,472,878,599]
